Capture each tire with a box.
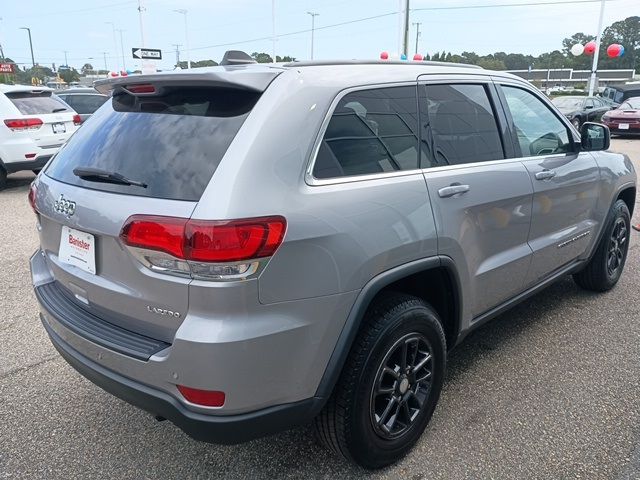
[314,292,446,469]
[573,199,630,292]
[571,117,581,129]
[0,166,6,191]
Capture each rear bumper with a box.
[4,155,52,173]
[41,316,323,444]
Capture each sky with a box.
[0,0,638,72]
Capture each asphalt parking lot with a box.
[2,138,640,479]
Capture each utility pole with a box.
[588,0,606,96]
[307,12,319,60]
[116,29,126,70]
[138,0,146,47]
[106,22,120,72]
[172,44,181,67]
[402,0,410,57]
[19,27,35,68]
[412,21,421,55]
[102,52,108,71]
[174,9,190,69]
[63,50,68,67]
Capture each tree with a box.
[59,68,80,83]
[177,59,218,69]
[477,58,506,70]
[251,52,273,63]
[81,63,93,73]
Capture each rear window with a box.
[59,94,108,114]
[6,91,71,115]
[46,87,260,201]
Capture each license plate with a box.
[619,123,630,130]
[52,122,66,134]
[59,226,96,274]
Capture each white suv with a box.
[0,84,80,189]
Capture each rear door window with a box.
[59,94,108,114]
[46,87,260,201]
[312,86,421,179]
[421,83,504,167]
[5,91,71,114]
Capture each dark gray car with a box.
[55,88,108,123]
[29,54,636,469]
[552,95,612,128]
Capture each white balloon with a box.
[571,43,585,56]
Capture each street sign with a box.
[132,48,162,60]
[0,63,15,74]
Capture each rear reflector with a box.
[177,385,225,407]
[120,215,286,263]
[73,114,82,126]
[25,153,36,159]
[4,118,43,130]
[28,183,37,213]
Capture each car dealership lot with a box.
[2,138,640,479]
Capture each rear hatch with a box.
[37,72,275,343]
[4,89,77,147]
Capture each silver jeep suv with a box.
[30,52,636,469]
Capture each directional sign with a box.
[132,48,162,60]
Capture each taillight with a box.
[73,114,82,126]
[28,183,38,213]
[185,217,287,262]
[119,215,287,280]
[120,216,187,258]
[177,385,225,407]
[4,118,43,131]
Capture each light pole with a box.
[307,12,319,60]
[63,50,69,67]
[272,0,276,62]
[19,27,35,68]
[173,9,190,69]
[105,22,120,72]
[402,0,410,58]
[172,44,182,68]
[588,0,606,96]
[116,29,126,70]
[102,52,108,71]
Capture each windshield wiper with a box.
[52,107,68,113]
[73,167,147,188]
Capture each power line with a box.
[187,0,622,53]
[412,0,621,11]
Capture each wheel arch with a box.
[617,185,636,217]
[314,255,462,400]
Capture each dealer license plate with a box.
[59,226,96,274]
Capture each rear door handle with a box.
[535,170,557,180]
[438,184,470,198]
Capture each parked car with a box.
[601,84,640,105]
[30,52,636,469]
[551,95,612,128]
[601,96,640,135]
[55,88,108,123]
[0,84,80,189]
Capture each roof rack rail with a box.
[220,50,257,66]
[282,59,482,69]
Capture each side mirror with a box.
[580,122,610,151]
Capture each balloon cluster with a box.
[570,42,625,58]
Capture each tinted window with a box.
[313,86,420,179]
[585,98,595,108]
[592,98,604,108]
[5,91,71,114]
[422,83,504,167]
[46,87,259,201]
[502,86,572,157]
[59,94,108,114]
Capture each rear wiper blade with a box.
[52,108,68,113]
[73,167,147,188]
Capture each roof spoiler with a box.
[220,50,257,66]
[94,69,280,95]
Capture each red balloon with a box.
[584,41,597,55]
[380,51,389,60]
[110,71,118,77]
[607,44,621,58]
[120,70,128,76]
[413,53,423,61]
